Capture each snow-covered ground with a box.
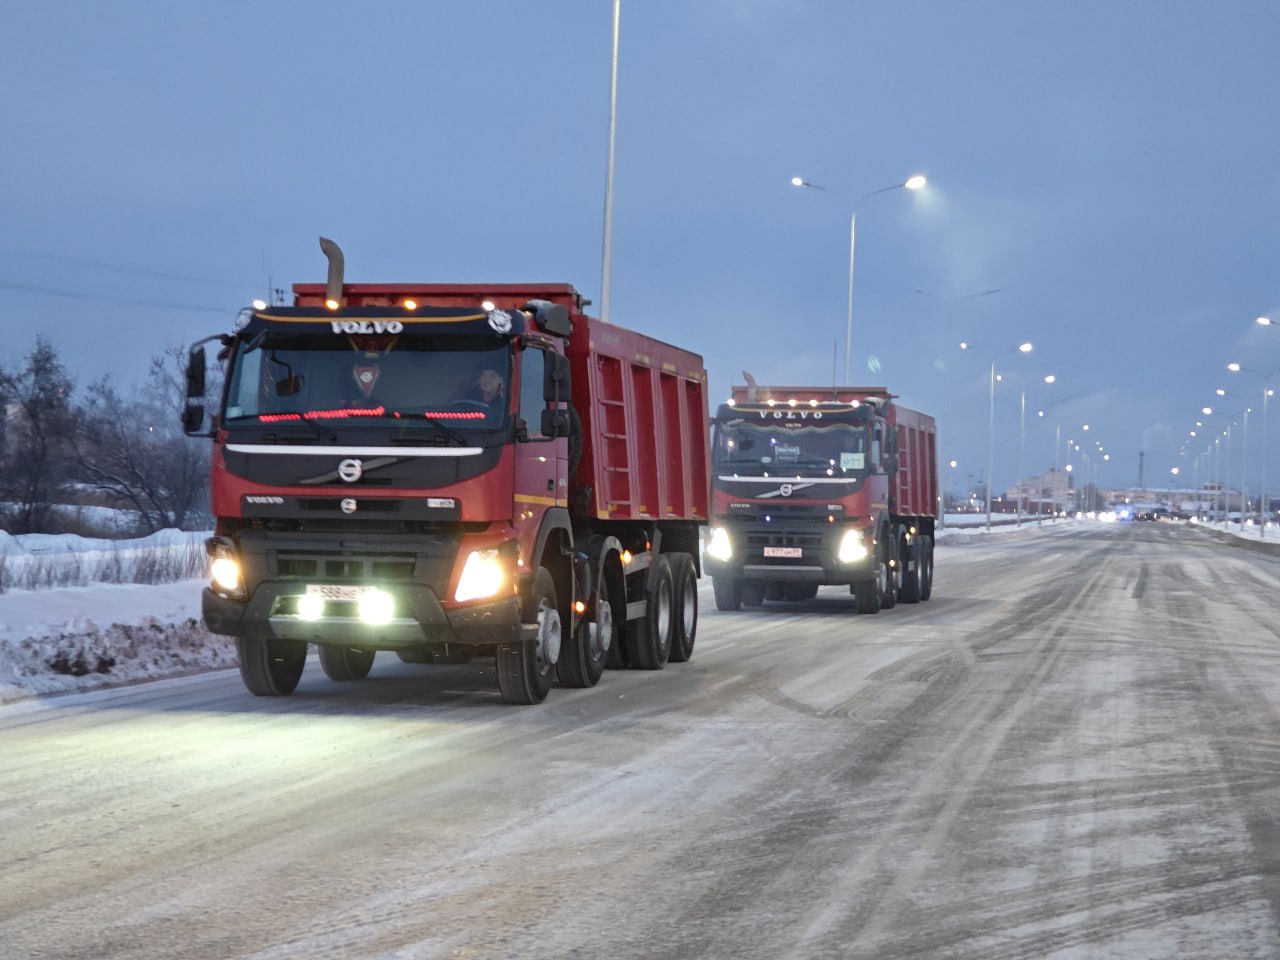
[5,513,1259,706]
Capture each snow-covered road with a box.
[5,521,1280,958]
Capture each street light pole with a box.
[985,342,1034,530]
[792,174,926,382]
[598,0,621,324]
[1227,362,1277,536]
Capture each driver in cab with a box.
[461,368,505,409]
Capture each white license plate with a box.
[763,546,802,558]
[307,584,364,601]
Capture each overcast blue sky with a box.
[3,1,1279,498]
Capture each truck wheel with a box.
[918,536,935,601]
[854,577,881,614]
[899,536,922,604]
[626,554,673,669]
[712,576,741,612]
[237,637,307,696]
[557,563,612,688]
[497,566,558,704]
[318,645,375,681]
[741,582,764,607]
[668,553,698,663]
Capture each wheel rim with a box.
[656,581,672,643]
[537,602,562,667]
[681,575,696,637]
[591,597,613,657]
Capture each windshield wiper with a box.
[397,418,469,446]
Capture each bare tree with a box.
[0,337,77,533]
[76,347,213,532]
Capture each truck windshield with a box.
[713,420,870,478]
[222,331,511,429]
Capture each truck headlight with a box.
[706,526,733,562]
[837,529,869,563]
[358,588,395,624]
[455,548,505,602]
[210,556,243,594]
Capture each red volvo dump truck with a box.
[184,239,709,703]
[704,380,937,613]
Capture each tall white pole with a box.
[844,213,857,383]
[986,361,996,530]
[599,0,621,324]
[1264,387,1271,536]
[1017,389,1026,527]
[1242,409,1249,532]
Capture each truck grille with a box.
[275,554,417,581]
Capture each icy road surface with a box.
[5,521,1280,959]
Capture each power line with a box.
[0,246,248,291]
[0,279,234,314]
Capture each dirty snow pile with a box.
[0,531,235,704]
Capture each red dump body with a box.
[567,316,710,522]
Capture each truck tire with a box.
[237,636,307,696]
[497,566,558,704]
[318,645,375,681]
[918,535,934,601]
[557,562,612,688]
[854,577,881,614]
[712,576,741,612]
[626,554,674,669]
[899,535,921,604]
[668,553,698,663]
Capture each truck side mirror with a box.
[181,403,206,436]
[185,347,207,399]
[541,408,570,438]
[543,352,571,402]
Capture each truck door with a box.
[513,343,567,535]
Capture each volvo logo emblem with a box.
[340,498,358,514]
[780,483,794,497]
[337,458,363,483]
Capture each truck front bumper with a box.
[202,582,528,648]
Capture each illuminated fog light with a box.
[837,529,869,564]
[324,298,340,311]
[358,588,395,624]
[455,549,504,602]
[210,557,242,593]
[481,300,497,311]
[706,527,733,562]
[297,593,325,621]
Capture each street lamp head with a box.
[904,174,927,191]
[1228,362,1242,372]
[790,176,805,187]
[1043,374,1056,384]
[1216,388,1226,396]
[1018,342,1033,353]
[959,341,969,350]
[1258,316,1273,326]
[1202,407,1213,415]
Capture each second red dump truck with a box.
[184,239,709,704]
[703,379,937,613]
